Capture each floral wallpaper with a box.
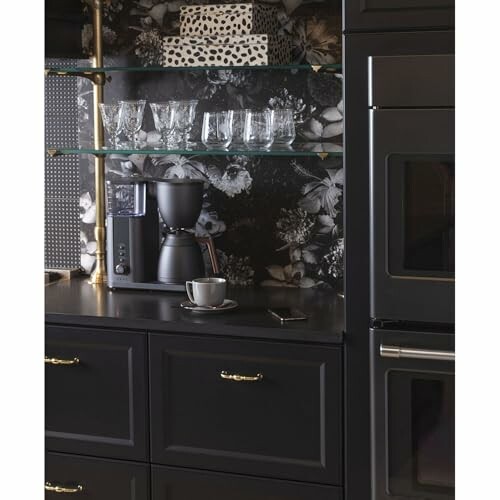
[78,0,344,290]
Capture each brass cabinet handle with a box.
[45,482,83,494]
[220,371,263,382]
[45,356,80,366]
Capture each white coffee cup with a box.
[185,277,226,307]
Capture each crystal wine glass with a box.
[98,103,122,149]
[170,100,198,147]
[149,102,176,148]
[118,100,146,148]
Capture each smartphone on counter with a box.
[268,308,308,323]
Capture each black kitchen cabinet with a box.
[45,325,149,461]
[152,465,343,500]
[344,0,454,32]
[149,333,343,485]
[45,452,150,500]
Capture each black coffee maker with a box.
[106,178,219,292]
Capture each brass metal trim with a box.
[47,148,61,157]
[220,371,264,382]
[89,0,108,285]
[316,152,329,160]
[45,356,80,366]
[45,482,83,494]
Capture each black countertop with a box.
[45,277,344,344]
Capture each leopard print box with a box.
[180,3,280,37]
[162,35,291,67]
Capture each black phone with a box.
[268,308,308,323]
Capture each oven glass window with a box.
[388,155,454,278]
[388,371,455,496]
[412,379,455,489]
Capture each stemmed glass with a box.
[118,100,146,148]
[170,100,198,147]
[150,102,176,148]
[98,103,122,149]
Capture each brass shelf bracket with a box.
[45,69,111,85]
[316,152,329,160]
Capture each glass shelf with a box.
[45,63,342,75]
[48,142,343,158]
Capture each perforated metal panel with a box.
[45,58,81,269]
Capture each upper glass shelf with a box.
[45,63,342,75]
[48,142,343,158]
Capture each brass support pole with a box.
[89,0,107,284]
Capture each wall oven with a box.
[369,54,455,325]
[371,327,455,500]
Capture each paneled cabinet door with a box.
[149,334,343,485]
[45,325,148,461]
[46,452,150,500]
[344,0,454,32]
[152,465,342,500]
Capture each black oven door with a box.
[371,328,455,500]
[369,108,455,324]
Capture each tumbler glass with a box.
[201,111,233,149]
[272,108,296,146]
[98,103,122,149]
[244,109,274,150]
[150,102,176,147]
[118,100,146,148]
[170,100,198,147]
[229,109,250,147]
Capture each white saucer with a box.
[180,299,239,313]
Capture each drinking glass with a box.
[118,100,146,148]
[150,102,176,148]
[170,100,198,147]
[244,109,274,150]
[201,111,233,149]
[230,109,250,147]
[272,108,296,146]
[98,103,122,148]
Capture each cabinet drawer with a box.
[152,465,342,500]
[46,452,150,500]
[45,325,148,461]
[150,334,342,484]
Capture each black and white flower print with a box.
[219,251,255,286]
[76,0,343,289]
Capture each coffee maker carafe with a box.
[156,179,219,285]
[106,177,219,292]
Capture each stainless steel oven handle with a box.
[380,344,455,362]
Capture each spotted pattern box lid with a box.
[180,3,280,37]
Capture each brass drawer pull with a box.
[45,482,83,494]
[45,356,80,366]
[220,371,263,382]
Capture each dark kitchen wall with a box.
[70,0,344,289]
